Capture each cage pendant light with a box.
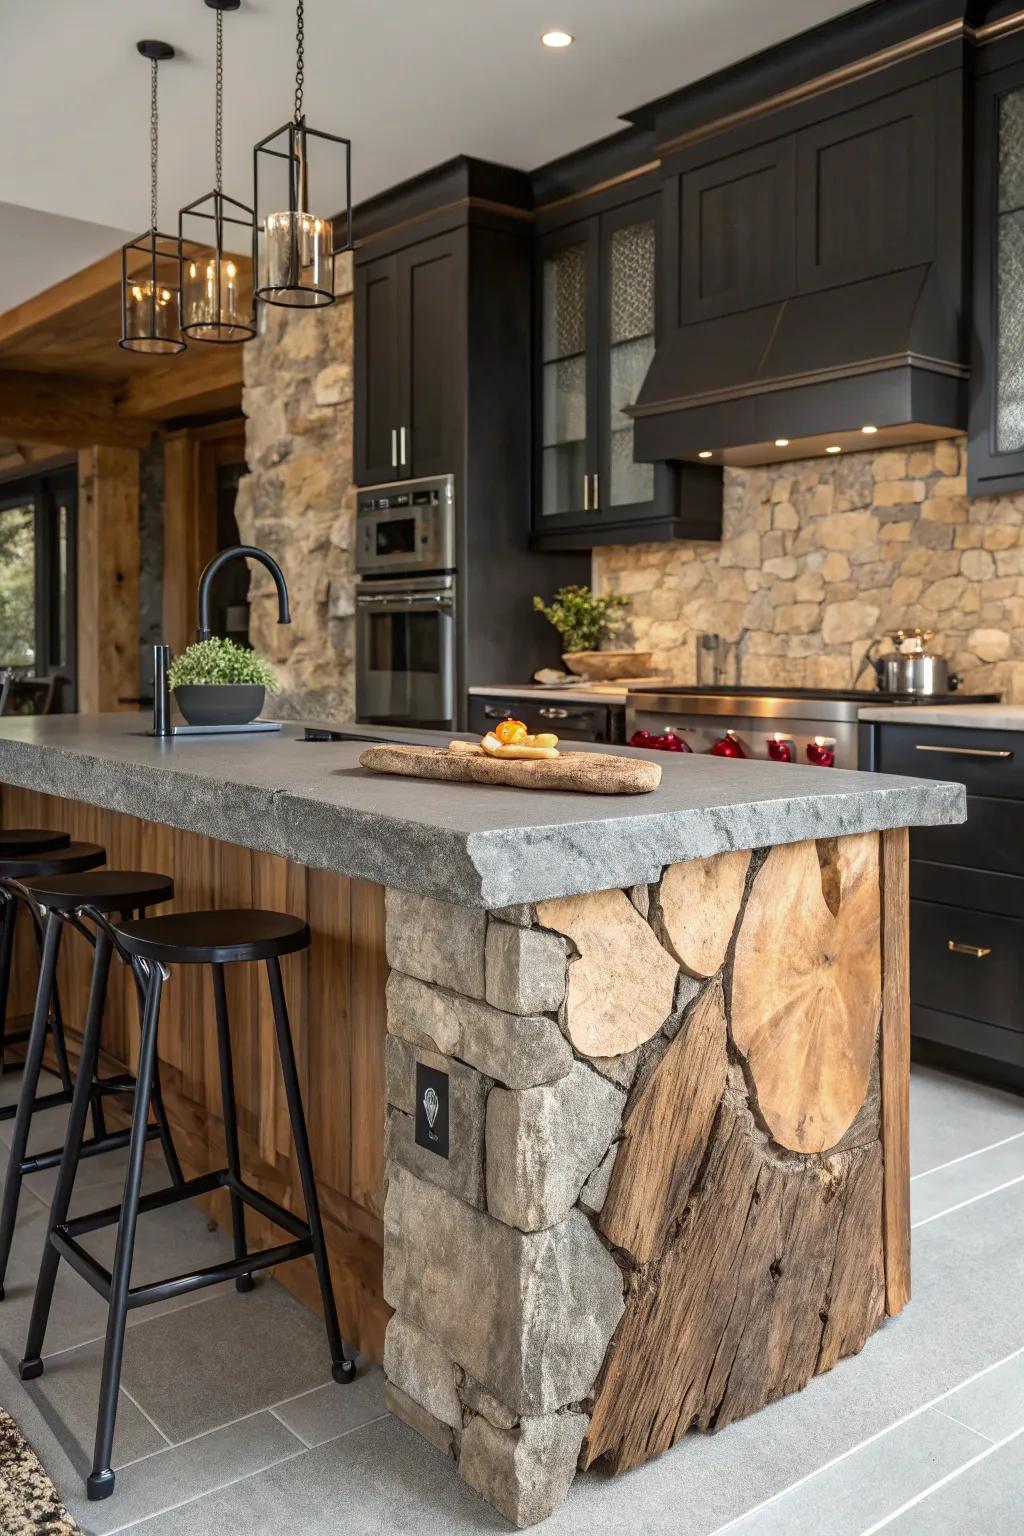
[179,1,256,344]
[119,41,186,355]
[253,0,352,308]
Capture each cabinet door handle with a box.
[915,744,1013,760]
[483,706,513,720]
[539,706,569,720]
[583,474,590,512]
[391,429,398,469]
[593,471,600,511]
[947,940,992,958]
[400,426,408,467]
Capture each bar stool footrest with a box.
[20,1122,161,1177]
[51,1168,318,1310]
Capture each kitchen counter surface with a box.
[0,713,964,909]
[468,681,659,704]
[859,702,1024,730]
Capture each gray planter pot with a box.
[174,684,265,727]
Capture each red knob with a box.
[711,732,746,758]
[767,737,794,763]
[630,730,652,747]
[806,739,836,767]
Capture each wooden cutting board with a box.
[359,743,662,795]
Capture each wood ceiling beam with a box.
[0,369,151,449]
[0,251,124,357]
[114,343,244,421]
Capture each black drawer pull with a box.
[484,706,514,720]
[947,940,992,958]
[915,744,1013,760]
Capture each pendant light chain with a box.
[293,0,304,122]
[215,7,224,195]
[149,56,159,233]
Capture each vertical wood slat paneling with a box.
[880,825,911,1317]
[1,786,390,1361]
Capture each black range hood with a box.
[628,265,968,467]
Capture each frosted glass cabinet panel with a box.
[997,87,1024,454]
[607,219,655,507]
[540,240,591,518]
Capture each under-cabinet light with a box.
[541,30,574,47]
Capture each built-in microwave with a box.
[355,473,456,576]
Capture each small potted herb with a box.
[168,637,279,727]
[532,584,648,680]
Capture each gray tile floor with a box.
[1,1062,1023,1534]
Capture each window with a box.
[0,466,77,711]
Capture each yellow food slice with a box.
[480,732,560,760]
[526,732,559,749]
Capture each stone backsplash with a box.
[594,435,1024,699]
[235,254,355,719]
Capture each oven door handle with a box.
[357,595,453,611]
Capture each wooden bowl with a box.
[562,650,654,681]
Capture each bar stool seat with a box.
[19,903,353,1502]
[0,830,71,856]
[25,870,174,913]
[0,842,106,880]
[116,908,310,964]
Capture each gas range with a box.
[624,686,1000,769]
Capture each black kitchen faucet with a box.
[152,545,291,737]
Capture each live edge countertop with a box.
[0,713,964,910]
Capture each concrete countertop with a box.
[468,683,639,705]
[0,713,964,908]
[859,702,1024,731]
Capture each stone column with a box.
[380,834,897,1526]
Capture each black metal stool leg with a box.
[266,957,353,1383]
[87,959,164,1502]
[211,964,252,1290]
[0,910,63,1296]
[0,894,18,1074]
[20,928,113,1372]
[32,916,73,1095]
[149,1058,184,1191]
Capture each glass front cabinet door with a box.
[534,193,669,545]
[971,63,1024,495]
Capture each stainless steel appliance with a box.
[625,686,998,770]
[858,628,957,697]
[356,475,455,577]
[355,475,458,730]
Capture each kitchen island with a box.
[0,715,964,1527]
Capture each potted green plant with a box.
[168,637,279,727]
[532,585,648,680]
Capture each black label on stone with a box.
[414,1062,449,1159]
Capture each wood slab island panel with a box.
[2,786,390,1363]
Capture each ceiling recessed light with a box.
[698,450,713,459]
[861,424,878,435]
[826,444,842,454]
[774,438,790,448]
[541,30,574,47]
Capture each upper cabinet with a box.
[970,51,1024,497]
[532,189,721,549]
[354,231,463,486]
[673,74,951,328]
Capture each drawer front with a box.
[911,860,1024,919]
[467,696,616,743]
[910,796,1024,877]
[911,897,1024,1033]
[912,1004,1024,1073]
[876,723,1024,800]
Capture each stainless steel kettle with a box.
[863,628,959,696]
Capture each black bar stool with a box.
[0,869,183,1297]
[20,906,355,1501]
[0,829,72,1071]
[0,841,106,1089]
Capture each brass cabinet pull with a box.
[483,706,513,720]
[583,474,590,512]
[593,471,600,510]
[391,428,398,468]
[539,706,570,720]
[947,940,992,957]
[915,744,1013,760]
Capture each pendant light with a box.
[179,1,256,344]
[252,0,352,308]
[119,41,186,355]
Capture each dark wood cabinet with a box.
[679,138,795,324]
[354,232,462,486]
[874,721,1024,1090]
[532,190,721,549]
[969,49,1024,497]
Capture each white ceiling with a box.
[0,0,860,315]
